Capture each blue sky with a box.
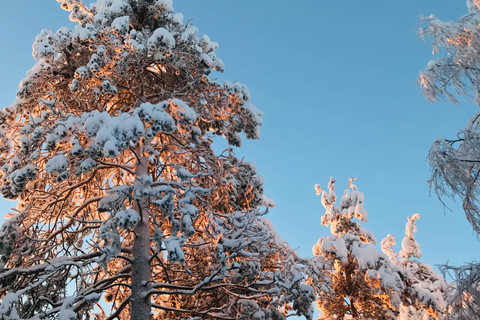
[0,0,479,283]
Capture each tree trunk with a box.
[346,262,358,319]
[131,145,151,320]
[350,298,358,319]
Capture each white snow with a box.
[45,155,68,174]
[154,0,174,13]
[147,28,175,53]
[0,293,18,315]
[111,16,130,36]
[115,209,140,229]
[171,98,197,124]
[164,235,186,263]
[59,297,77,320]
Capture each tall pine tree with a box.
[0,1,309,319]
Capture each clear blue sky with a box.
[0,0,478,282]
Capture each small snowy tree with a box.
[382,215,449,320]
[418,2,480,316]
[309,178,413,319]
[309,178,448,320]
[0,1,308,319]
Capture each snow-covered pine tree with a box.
[309,177,409,319]
[418,1,480,316]
[309,178,445,320]
[381,215,449,320]
[0,1,310,319]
